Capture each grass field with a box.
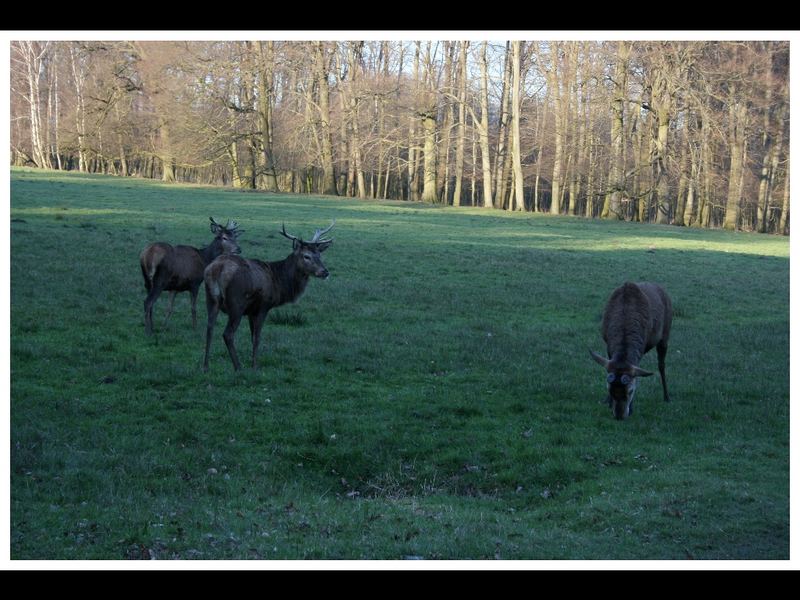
[9,167,790,561]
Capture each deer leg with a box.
[141,264,152,293]
[163,291,177,327]
[248,310,269,369]
[223,313,244,371]
[203,296,220,372]
[657,341,670,402]
[189,284,200,329]
[143,283,164,335]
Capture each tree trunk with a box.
[243,140,257,189]
[376,90,385,199]
[723,92,746,230]
[694,107,712,228]
[452,41,469,207]
[683,138,698,226]
[160,123,176,183]
[494,42,512,207]
[257,41,279,192]
[674,123,689,226]
[346,42,367,199]
[778,168,789,235]
[313,41,338,196]
[227,140,243,188]
[534,83,550,213]
[478,42,494,208]
[757,101,785,232]
[582,45,595,217]
[509,41,525,211]
[654,107,671,224]
[470,121,477,206]
[765,110,785,231]
[68,44,88,172]
[548,42,564,215]
[437,41,454,203]
[606,41,629,219]
[407,42,421,202]
[23,42,52,169]
[116,103,128,177]
[585,139,596,218]
[52,45,63,170]
[421,107,438,203]
[566,42,580,215]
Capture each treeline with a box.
[10,40,789,233]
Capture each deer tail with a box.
[204,261,228,307]
[140,244,168,290]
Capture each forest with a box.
[9,39,790,233]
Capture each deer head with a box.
[590,350,654,420]
[210,217,243,255]
[279,220,335,279]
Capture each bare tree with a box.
[510,41,525,211]
[10,38,788,235]
[256,41,279,192]
[605,41,630,219]
[420,42,439,204]
[452,41,469,207]
[546,42,565,215]
[477,41,494,207]
[313,41,338,196]
[11,41,53,169]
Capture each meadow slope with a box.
[9,168,789,560]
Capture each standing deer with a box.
[203,221,334,372]
[590,281,673,420]
[140,217,243,335]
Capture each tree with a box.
[477,42,494,207]
[256,41,279,192]
[419,42,439,204]
[452,41,469,207]
[510,41,525,211]
[11,41,53,169]
[9,38,788,235]
[605,41,630,219]
[313,42,339,196]
[545,42,565,215]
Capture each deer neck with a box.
[610,344,643,370]
[199,242,221,265]
[272,256,309,306]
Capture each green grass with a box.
[9,167,789,560]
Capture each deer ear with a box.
[316,240,333,252]
[632,366,654,377]
[210,218,221,235]
[292,239,301,251]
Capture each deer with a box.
[589,281,673,420]
[202,221,334,372]
[140,217,243,335]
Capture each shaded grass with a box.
[9,168,789,560]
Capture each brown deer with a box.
[140,217,243,335]
[202,221,334,372]
[590,282,673,420]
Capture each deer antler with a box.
[280,221,335,245]
[279,223,301,243]
[211,217,243,237]
[225,219,243,237]
[309,219,336,244]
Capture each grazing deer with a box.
[140,217,243,335]
[590,281,673,420]
[203,221,335,372]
